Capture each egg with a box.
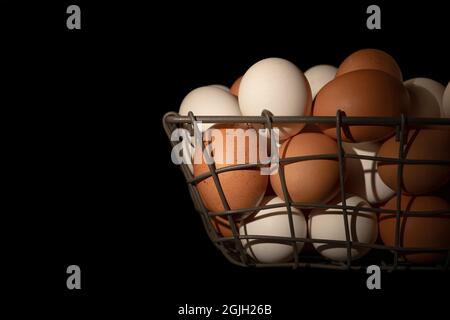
[270,132,340,204]
[309,195,378,261]
[313,69,409,142]
[179,86,241,131]
[377,129,450,195]
[230,76,242,96]
[379,195,450,264]
[209,84,230,92]
[404,78,445,118]
[304,64,337,99]
[336,48,403,81]
[194,124,268,217]
[443,82,450,118]
[179,86,242,174]
[239,57,312,141]
[239,196,307,263]
[344,142,395,204]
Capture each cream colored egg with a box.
[179,86,241,131]
[404,78,445,118]
[179,86,241,174]
[239,58,312,141]
[209,84,230,92]
[443,81,450,118]
[344,142,395,204]
[239,197,307,263]
[304,64,337,99]
[309,195,378,261]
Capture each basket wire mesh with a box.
[163,110,450,271]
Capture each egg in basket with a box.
[164,49,450,270]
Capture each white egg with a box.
[238,58,312,141]
[404,78,445,118]
[179,86,241,131]
[209,84,230,92]
[304,64,337,99]
[179,86,241,174]
[309,195,378,262]
[344,142,395,204]
[443,81,450,118]
[239,196,307,263]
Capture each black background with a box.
[5,0,450,316]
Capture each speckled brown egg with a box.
[377,129,450,195]
[379,195,450,264]
[194,124,268,218]
[230,76,242,96]
[313,69,409,142]
[270,132,340,203]
[336,48,403,81]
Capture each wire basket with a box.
[163,110,450,271]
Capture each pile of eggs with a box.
[178,49,450,265]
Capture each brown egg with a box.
[379,195,450,264]
[194,124,268,218]
[270,132,340,203]
[313,69,409,142]
[211,216,240,237]
[336,48,403,81]
[230,76,242,96]
[377,129,450,195]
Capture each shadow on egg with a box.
[309,197,378,262]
